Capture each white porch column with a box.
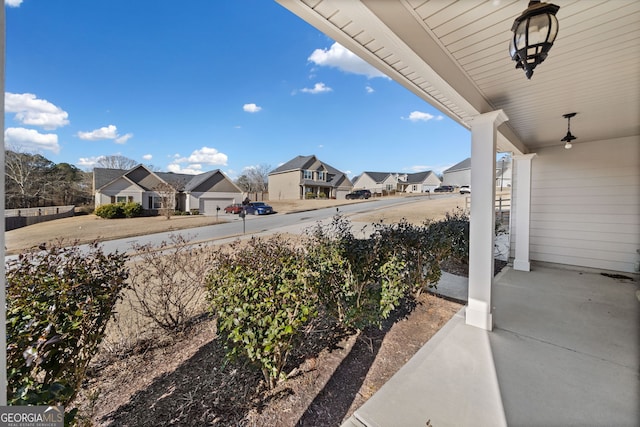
[466,110,508,331]
[512,154,536,271]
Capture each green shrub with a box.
[427,209,470,265]
[122,201,143,218]
[207,236,317,389]
[306,214,408,330]
[371,219,450,296]
[94,203,124,219]
[5,242,129,420]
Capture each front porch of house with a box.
[343,264,639,426]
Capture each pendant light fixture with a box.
[561,113,577,149]
[510,1,560,79]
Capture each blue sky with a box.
[4,0,471,179]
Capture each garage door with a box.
[199,198,233,216]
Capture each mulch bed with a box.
[72,258,512,426]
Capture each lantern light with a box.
[510,1,560,79]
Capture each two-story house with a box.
[268,155,353,200]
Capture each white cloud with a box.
[308,42,388,79]
[5,0,24,7]
[77,124,118,140]
[5,92,70,130]
[301,82,332,94]
[142,154,153,160]
[365,86,374,93]
[169,146,228,174]
[184,147,228,165]
[243,103,262,113]
[5,127,60,154]
[77,124,133,144]
[77,156,105,168]
[167,163,203,175]
[402,111,444,122]
[115,133,133,144]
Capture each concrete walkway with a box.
[343,264,640,426]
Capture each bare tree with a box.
[235,174,251,192]
[153,182,177,219]
[5,150,55,208]
[96,155,137,170]
[241,163,271,193]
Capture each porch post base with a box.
[465,303,493,331]
[513,259,530,271]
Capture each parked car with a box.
[345,189,372,199]
[459,186,471,194]
[433,185,455,193]
[247,201,274,215]
[224,203,243,214]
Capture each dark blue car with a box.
[245,201,274,215]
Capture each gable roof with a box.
[94,168,130,190]
[270,155,316,174]
[360,172,394,184]
[94,165,240,193]
[359,171,437,185]
[404,171,436,184]
[270,154,345,177]
[444,158,471,174]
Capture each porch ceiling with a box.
[276,0,640,153]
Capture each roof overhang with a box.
[276,0,640,153]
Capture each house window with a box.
[412,185,418,191]
[116,196,127,204]
[386,184,394,191]
[317,171,325,181]
[303,170,313,180]
[150,196,162,209]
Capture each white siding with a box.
[443,169,470,187]
[422,173,442,192]
[512,136,640,273]
[95,178,142,207]
[352,174,379,191]
[190,191,241,215]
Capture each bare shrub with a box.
[128,234,214,333]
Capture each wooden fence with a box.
[5,205,76,231]
[464,196,511,221]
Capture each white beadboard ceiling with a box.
[276,0,640,153]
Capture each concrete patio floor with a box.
[343,264,639,427]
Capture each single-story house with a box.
[268,155,353,200]
[442,158,471,187]
[276,1,639,425]
[353,171,441,194]
[443,156,512,189]
[399,171,441,193]
[94,164,243,215]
